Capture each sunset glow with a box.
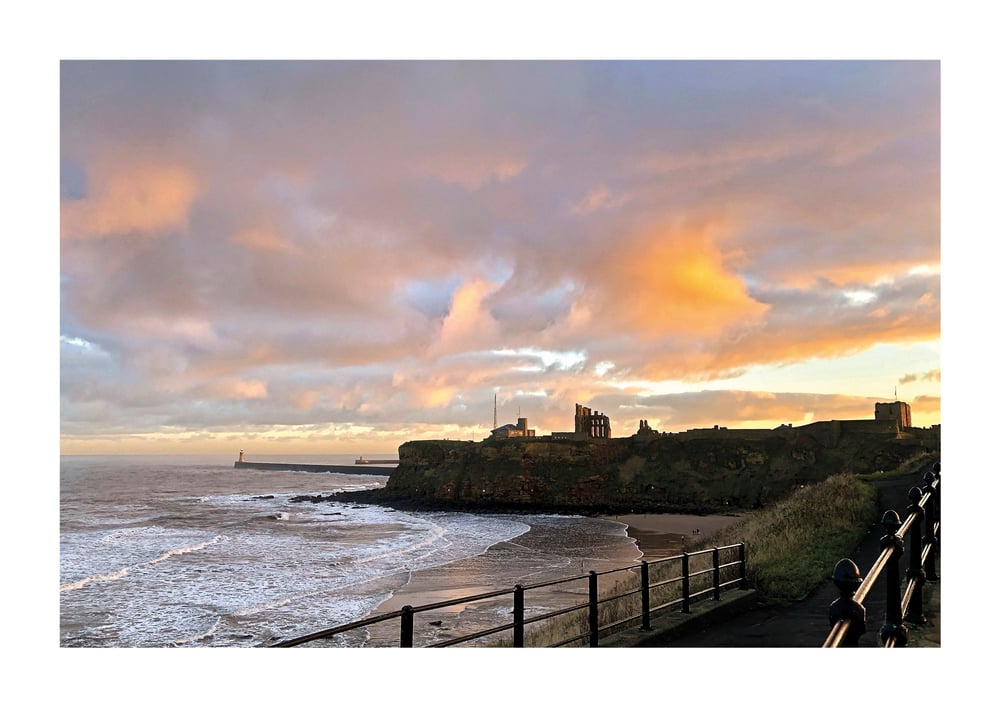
[59,60,940,455]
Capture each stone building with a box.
[634,419,659,439]
[874,400,912,431]
[491,417,536,439]
[552,403,612,440]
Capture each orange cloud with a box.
[290,390,321,411]
[584,221,769,339]
[199,378,268,400]
[430,279,500,355]
[420,153,527,189]
[230,227,301,254]
[61,163,198,239]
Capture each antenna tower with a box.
[493,394,497,431]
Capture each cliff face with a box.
[379,429,933,514]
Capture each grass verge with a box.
[694,473,878,601]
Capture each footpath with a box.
[603,465,941,648]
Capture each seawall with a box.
[234,461,394,476]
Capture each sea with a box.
[59,454,641,649]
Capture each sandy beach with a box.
[603,512,746,560]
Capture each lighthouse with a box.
[238,449,245,463]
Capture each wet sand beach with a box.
[604,513,746,560]
[367,514,639,645]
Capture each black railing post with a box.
[922,469,939,582]
[588,571,599,647]
[400,605,414,647]
[712,547,721,601]
[738,542,748,590]
[903,487,927,625]
[829,558,866,647]
[640,561,651,631]
[877,510,908,647]
[513,584,524,647]
[682,553,691,613]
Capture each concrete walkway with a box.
[602,464,940,648]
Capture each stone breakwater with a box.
[234,461,394,476]
[355,429,933,514]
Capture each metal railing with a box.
[823,463,940,647]
[272,542,747,647]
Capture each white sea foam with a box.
[59,567,130,593]
[59,527,222,593]
[171,617,222,646]
[60,457,633,647]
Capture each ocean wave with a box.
[59,566,130,593]
[172,617,222,646]
[60,534,223,593]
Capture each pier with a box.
[234,460,395,476]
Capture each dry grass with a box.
[695,473,877,600]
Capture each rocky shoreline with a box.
[291,486,742,517]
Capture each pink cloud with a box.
[61,162,198,239]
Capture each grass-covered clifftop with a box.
[371,429,933,514]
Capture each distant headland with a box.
[342,399,939,515]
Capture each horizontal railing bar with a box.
[649,576,683,591]
[650,596,684,613]
[520,573,591,591]
[523,603,587,626]
[823,621,850,648]
[549,631,590,648]
[612,586,645,601]
[594,565,644,578]
[271,610,406,646]
[602,615,643,633]
[409,588,513,613]
[852,547,892,607]
[428,622,514,647]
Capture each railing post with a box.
[513,584,524,647]
[682,552,691,613]
[878,510,908,647]
[828,558,866,646]
[922,469,939,582]
[400,605,414,647]
[712,547,721,601]
[640,561,651,631]
[903,487,927,625]
[588,570,599,647]
[738,542,748,590]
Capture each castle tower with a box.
[874,401,912,431]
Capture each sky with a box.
[58,59,942,455]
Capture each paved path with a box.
[633,463,940,648]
